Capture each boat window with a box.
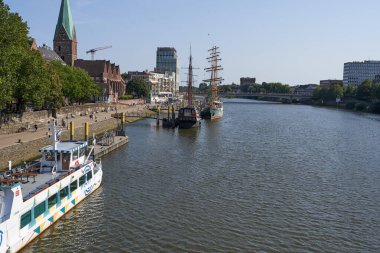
[20,210,32,229]
[45,153,55,161]
[34,201,46,218]
[60,186,69,200]
[79,148,86,157]
[79,175,86,187]
[48,193,58,208]
[70,180,78,193]
[86,171,93,181]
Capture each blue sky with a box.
[4,0,380,86]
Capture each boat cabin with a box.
[178,107,199,121]
[39,141,88,173]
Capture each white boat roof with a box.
[39,141,88,154]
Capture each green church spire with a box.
[55,0,75,40]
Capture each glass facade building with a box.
[343,61,380,86]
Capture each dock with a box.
[91,135,129,159]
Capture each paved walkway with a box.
[0,105,147,149]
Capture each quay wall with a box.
[0,118,119,171]
[0,103,143,134]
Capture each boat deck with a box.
[19,170,71,200]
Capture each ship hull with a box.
[201,107,223,120]
[178,107,201,129]
[178,119,201,129]
[6,163,103,253]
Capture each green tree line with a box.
[313,80,380,102]
[313,80,380,113]
[0,1,100,113]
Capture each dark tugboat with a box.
[178,49,201,129]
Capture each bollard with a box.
[156,108,160,126]
[70,121,74,141]
[84,122,89,142]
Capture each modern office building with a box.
[155,47,180,94]
[343,61,380,86]
[240,77,256,86]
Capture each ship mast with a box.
[187,48,194,106]
[204,46,223,102]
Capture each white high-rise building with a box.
[155,47,180,94]
[343,61,380,86]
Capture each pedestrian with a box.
[34,124,38,131]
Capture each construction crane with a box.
[86,45,112,60]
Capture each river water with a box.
[22,99,380,252]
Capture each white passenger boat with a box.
[0,120,102,253]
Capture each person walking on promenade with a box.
[34,124,38,131]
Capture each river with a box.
[22,99,380,252]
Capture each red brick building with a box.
[75,60,126,102]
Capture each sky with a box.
[4,0,380,86]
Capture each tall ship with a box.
[0,120,102,253]
[178,48,201,129]
[201,46,224,120]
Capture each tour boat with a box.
[0,120,102,253]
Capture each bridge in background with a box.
[195,92,313,101]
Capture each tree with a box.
[51,61,100,104]
[344,84,357,97]
[127,77,150,98]
[13,50,50,111]
[357,80,372,101]
[199,82,208,91]
[328,84,343,99]
[0,0,31,110]
[372,83,380,100]
[121,72,128,80]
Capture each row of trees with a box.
[313,80,380,102]
[0,1,100,113]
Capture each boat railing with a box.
[99,131,115,146]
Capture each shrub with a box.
[355,102,367,111]
[119,95,134,100]
[369,102,380,114]
[345,101,356,110]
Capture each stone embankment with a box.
[0,102,150,171]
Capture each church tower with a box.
[53,0,77,66]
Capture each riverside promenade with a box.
[0,104,151,170]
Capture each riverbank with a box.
[230,96,380,115]
[0,106,154,171]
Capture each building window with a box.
[20,210,32,229]
[34,201,46,219]
[79,175,86,187]
[60,186,69,200]
[48,193,58,209]
[58,45,61,52]
[61,56,65,61]
[70,180,78,193]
